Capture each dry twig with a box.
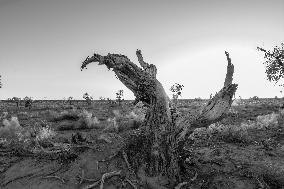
[190,172,198,181]
[78,169,99,184]
[174,182,188,189]
[83,170,121,189]
[122,150,132,170]
[125,178,138,189]
[42,175,66,183]
[100,170,121,189]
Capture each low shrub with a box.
[256,113,279,128]
[0,117,23,140]
[212,124,251,143]
[1,117,57,150]
[189,123,252,144]
[78,110,100,129]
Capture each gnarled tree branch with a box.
[81,49,237,186]
[177,51,237,140]
[136,49,157,78]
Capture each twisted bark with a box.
[81,49,237,185]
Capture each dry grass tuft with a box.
[0,117,23,139]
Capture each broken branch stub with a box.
[224,51,234,87]
[136,49,157,78]
[176,51,237,140]
[81,50,170,114]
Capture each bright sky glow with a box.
[0,0,284,100]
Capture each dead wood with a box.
[81,49,237,186]
[41,175,66,183]
[176,51,237,140]
[82,170,121,189]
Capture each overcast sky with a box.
[0,0,284,100]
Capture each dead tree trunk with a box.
[81,50,237,186]
[176,52,237,140]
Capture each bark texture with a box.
[81,49,237,185]
[176,51,237,141]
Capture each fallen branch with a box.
[125,178,138,189]
[190,172,198,181]
[174,182,188,189]
[78,169,100,184]
[83,180,101,189]
[41,175,66,183]
[122,150,132,171]
[83,170,122,189]
[100,170,121,189]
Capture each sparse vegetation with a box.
[115,90,124,106]
[2,98,284,188]
[2,48,284,189]
[83,92,93,105]
[258,43,284,86]
[67,96,73,105]
[170,83,184,106]
[11,97,21,108]
[23,96,33,109]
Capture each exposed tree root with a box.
[190,172,198,181]
[137,164,169,189]
[82,180,101,189]
[99,170,121,189]
[2,173,35,186]
[83,170,121,189]
[174,182,188,189]
[124,178,138,189]
[122,150,132,171]
[98,152,120,164]
[41,175,66,183]
[78,169,100,184]
[1,164,65,187]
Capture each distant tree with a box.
[11,97,21,108]
[116,90,124,106]
[23,96,33,109]
[250,96,259,101]
[258,43,284,86]
[67,96,73,105]
[83,92,93,105]
[107,97,116,105]
[170,83,184,106]
[99,96,105,101]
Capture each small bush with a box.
[112,110,122,118]
[126,111,145,122]
[216,124,251,143]
[126,103,147,122]
[256,113,279,128]
[189,123,252,144]
[78,110,100,129]
[0,117,23,140]
[103,117,119,132]
[1,117,56,150]
[35,126,56,141]
[232,99,243,106]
